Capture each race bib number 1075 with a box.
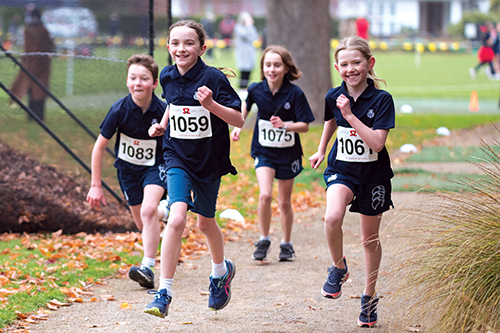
[169,104,212,140]
[258,119,294,148]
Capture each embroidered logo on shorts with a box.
[254,157,259,167]
[284,102,291,110]
[327,174,338,183]
[291,159,300,173]
[367,109,375,118]
[371,185,386,210]
[158,164,167,182]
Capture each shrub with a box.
[390,139,500,332]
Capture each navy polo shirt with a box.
[324,79,395,184]
[100,93,167,174]
[246,79,315,162]
[159,57,242,182]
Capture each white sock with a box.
[260,235,271,242]
[141,256,156,268]
[281,240,292,246]
[159,277,173,296]
[211,260,227,278]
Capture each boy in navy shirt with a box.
[87,54,169,290]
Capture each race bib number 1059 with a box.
[336,126,378,162]
[169,104,212,140]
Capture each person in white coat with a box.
[234,11,259,95]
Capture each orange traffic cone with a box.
[469,90,479,112]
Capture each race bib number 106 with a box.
[169,104,212,140]
[336,126,378,162]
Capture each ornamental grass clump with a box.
[390,140,500,333]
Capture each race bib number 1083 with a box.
[118,133,156,166]
[169,104,212,140]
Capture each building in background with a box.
[331,0,490,38]
[157,0,490,39]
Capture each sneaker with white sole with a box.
[469,67,476,79]
[129,265,155,289]
[159,198,169,222]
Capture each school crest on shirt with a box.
[193,91,199,100]
[152,118,159,125]
[367,109,375,118]
[284,102,291,110]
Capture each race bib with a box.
[336,126,378,162]
[258,119,295,148]
[169,104,212,139]
[118,133,156,166]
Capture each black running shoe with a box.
[252,240,271,261]
[129,265,154,289]
[278,243,295,261]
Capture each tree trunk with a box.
[265,0,332,122]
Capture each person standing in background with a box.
[201,11,216,60]
[7,14,21,48]
[10,5,55,121]
[234,11,259,97]
[218,14,235,52]
[356,17,370,40]
[469,22,498,80]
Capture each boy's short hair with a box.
[126,54,159,81]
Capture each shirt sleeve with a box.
[293,88,315,123]
[373,93,395,130]
[324,89,336,122]
[99,107,119,140]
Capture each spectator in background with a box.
[201,11,215,60]
[7,14,21,47]
[469,22,498,80]
[10,6,55,121]
[107,12,120,59]
[218,14,236,50]
[234,11,259,96]
[339,18,356,38]
[109,12,120,37]
[494,22,500,75]
[356,17,369,40]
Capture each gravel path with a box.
[28,192,426,333]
